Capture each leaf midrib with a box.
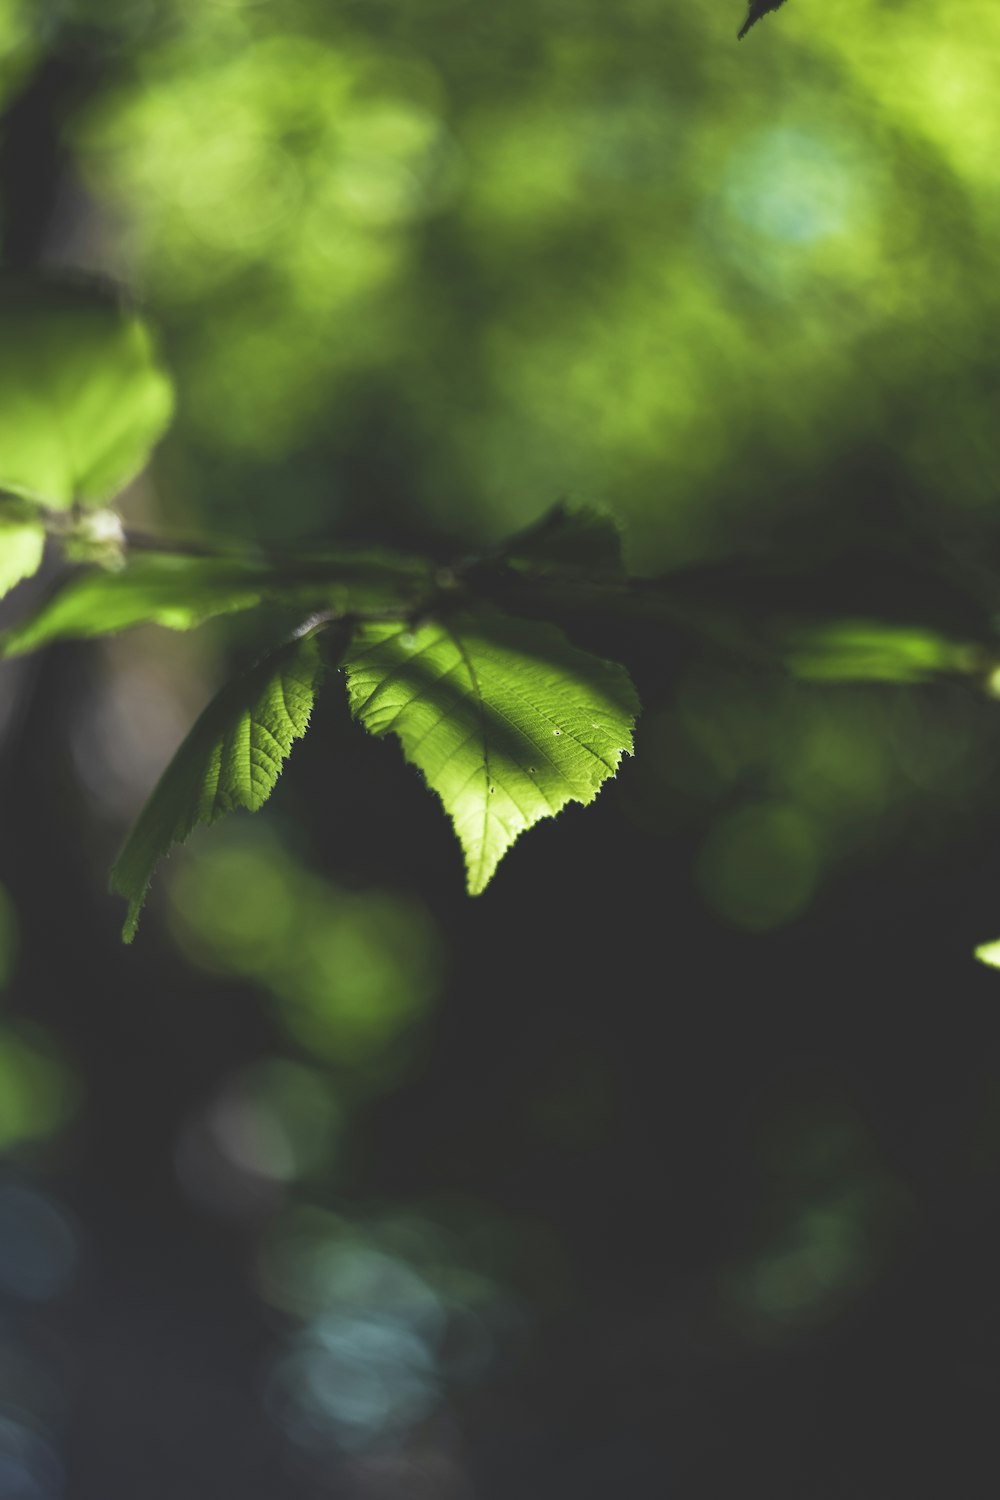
[442,623,493,891]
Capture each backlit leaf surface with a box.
[344,609,638,893]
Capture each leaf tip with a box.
[974,939,1000,971]
[110,865,145,943]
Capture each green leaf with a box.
[343,609,638,893]
[501,502,625,577]
[0,514,45,601]
[110,633,325,941]
[2,546,438,657]
[0,276,174,508]
[1,554,267,655]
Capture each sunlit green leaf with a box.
[501,502,625,577]
[343,609,638,893]
[0,276,174,507]
[0,513,45,600]
[111,632,325,941]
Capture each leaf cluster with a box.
[0,279,645,937]
[1,273,993,942]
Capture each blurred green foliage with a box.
[0,1025,79,1151]
[57,0,1000,556]
[625,665,995,930]
[0,887,78,1152]
[724,1078,910,1337]
[169,828,443,1074]
[697,800,820,930]
[0,0,34,109]
[779,620,984,684]
[0,279,173,508]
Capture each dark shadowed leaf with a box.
[737,0,789,40]
[501,502,625,577]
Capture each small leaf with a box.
[1,554,267,655]
[0,276,174,508]
[738,0,789,40]
[0,514,45,601]
[2,546,437,657]
[343,609,638,893]
[502,502,625,577]
[110,633,325,941]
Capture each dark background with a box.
[2,3,1000,1496]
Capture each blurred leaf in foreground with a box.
[0,513,45,601]
[344,610,638,894]
[778,619,983,683]
[0,276,174,508]
[974,940,1000,970]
